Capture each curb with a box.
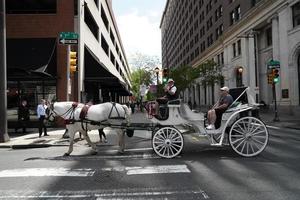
[11,144,52,149]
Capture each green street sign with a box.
[267,59,280,69]
[59,32,78,45]
[60,32,78,40]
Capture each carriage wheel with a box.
[229,116,268,157]
[152,127,184,158]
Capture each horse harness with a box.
[61,102,128,131]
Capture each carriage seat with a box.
[167,99,181,108]
[225,101,242,113]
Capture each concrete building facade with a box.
[6,0,131,118]
[161,0,300,114]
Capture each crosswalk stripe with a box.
[0,187,210,199]
[102,164,191,175]
[0,168,95,177]
[0,164,190,177]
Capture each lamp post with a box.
[154,67,160,97]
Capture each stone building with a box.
[161,0,300,113]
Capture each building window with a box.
[266,27,272,46]
[110,51,115,65]
[237,40,241,55]
[84,5,99,40]
[101,34,109,56]
[230,5,241,25]
[233,43,236,57]
[6,0,57,14]
[110,29,115,45]
[292,2,300,27]
[101,5,109,31]
[94,0,99,8]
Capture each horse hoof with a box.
[63,153,70,156]
[118,150,125,154]
[91,151,97,155]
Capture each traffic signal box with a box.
[69,51,77,74]
[268,69,280,84]
[162,68,169,84]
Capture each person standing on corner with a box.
[37,99,48,137]
[16,100,30,134]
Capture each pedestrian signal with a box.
[69,51,77,74]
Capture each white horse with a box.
[48,102,131,156]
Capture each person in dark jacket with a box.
[15,100,30,133]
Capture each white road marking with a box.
[0,164,190,178]
[0,168,95,177]
[0,187,209,199]
[266,125,280,130]
[102,164,191,175]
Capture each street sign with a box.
[59,38,78,44]
[267,59,280,69]
[59,32,78,45]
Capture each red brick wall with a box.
[6,0,75,102]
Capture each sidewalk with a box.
[0,109,299,148]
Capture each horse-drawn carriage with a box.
[143,86,269,158]
[48,87,268,159]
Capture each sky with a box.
[112,0,167,61]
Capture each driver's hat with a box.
[168,78,174,83]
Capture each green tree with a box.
[168,60,223,100]
[169,65,202,94]
[130,68,152,97]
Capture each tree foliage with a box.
[130,69,152,97]
[169,60,223,95]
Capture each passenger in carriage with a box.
[206,86,233,130]
[155,78,178,117]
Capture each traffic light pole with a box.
[0,0,9,142]
[67,45,71,101]
[272,83,280,122]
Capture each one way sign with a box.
[59,38,78,45]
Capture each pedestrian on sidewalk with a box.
[98,128,107,143]
[15,100,30,134]
[37,99,48,137]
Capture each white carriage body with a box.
[149,87,269,158]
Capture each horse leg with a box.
[118,129,125,154]
[64,128,75,156]
[82,130,97,155]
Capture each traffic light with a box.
[267,74,273,84]
[69,50,77,74]
[162,68,168,84]
[273,69,279,83]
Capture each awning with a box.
[6,38,57,80]
[84,46,130,95]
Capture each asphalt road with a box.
[0,127,299,200]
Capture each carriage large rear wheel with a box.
[229,116,268,157]
[152,126,184,158]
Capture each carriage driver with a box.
[155,78,178,116]
[206,86,233,130]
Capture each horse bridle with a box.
[47,102,77,122]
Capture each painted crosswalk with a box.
[0,187,210,199]
[0,164,191,177]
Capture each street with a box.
[0,126,299,200]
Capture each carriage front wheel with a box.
[229,116,269,157]
[152,127,184,159]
